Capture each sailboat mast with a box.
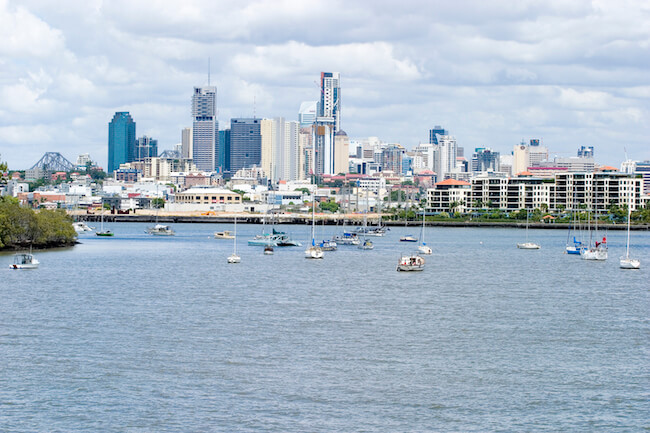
[626,198,632,259]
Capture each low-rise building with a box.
[427,179,471,213]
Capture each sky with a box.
[0,0,649,170]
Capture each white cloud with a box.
[1,0,649,169]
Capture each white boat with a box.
[319,240,337,251]
[305,199,324,259]
[333,231,360,245]
[620,196,640,269]
[10,252,40,269]
[517,211,540,249]
[396,254,425,271]
[146,224,175,236]
[227,217,241,263]
[214,230,234,239]
[358,239,374,250]
[418,211,432,255]
[399,235,418,242]
[73,221,93,233]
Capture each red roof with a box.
[435,179,471,186]
[598,165,619,171]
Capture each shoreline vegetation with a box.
[0,197,77,251]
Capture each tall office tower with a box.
[473,148,501,172]
[436,135,458,180]
[192,86,218,171]
[577,146,594,158]
[135,136,158,160]
[512,139,549,174]
[181,127,192,159]
[429,126,448,145]
[108,111,136,173]
[299,127,313,179]
[230,118,261,172]
[333,130,350,175]
[313,72,341,176]
[218,129,231,173]
[298,101,317,128]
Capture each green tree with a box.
[151,198,165,209]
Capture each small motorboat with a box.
[319,240,337,251]
[264,246,274,255]
[146,224,175,236]
[396,254,425,272]
[10,253,40,270]
[214,230,235,239]
[400,235,418,242]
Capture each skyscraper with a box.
[313,72,341,176]
[218,129,231,173]
[108,111,136,173]
[230,118,261,172]
[192,86,218,171]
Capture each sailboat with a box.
[581,210,607,260]
[620,197,640,269]
[305,198,324,259]
[227,216,241,263]
[358,188,374,250]
[418,210,432,255]
[146,201,174,236]
[95,208,114,237]
[517,210,540,249]
[565,209,585,255]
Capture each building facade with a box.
[230,118,261,173]
[135,136,158,161]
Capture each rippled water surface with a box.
[1,223,649,432]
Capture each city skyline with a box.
[1,0,649,170]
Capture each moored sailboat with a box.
[620,197,640,269]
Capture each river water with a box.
[1,223,648,432]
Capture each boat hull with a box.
[517,242,540,249]
[619,257,640,269]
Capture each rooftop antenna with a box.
[208,57,211,86]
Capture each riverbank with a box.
[69,211,650,230]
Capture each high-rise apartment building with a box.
[436,135,458,180]
[108,111,136,173]
[230,118,261,172]
[135,136,158,161]
[192,86,218,171]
